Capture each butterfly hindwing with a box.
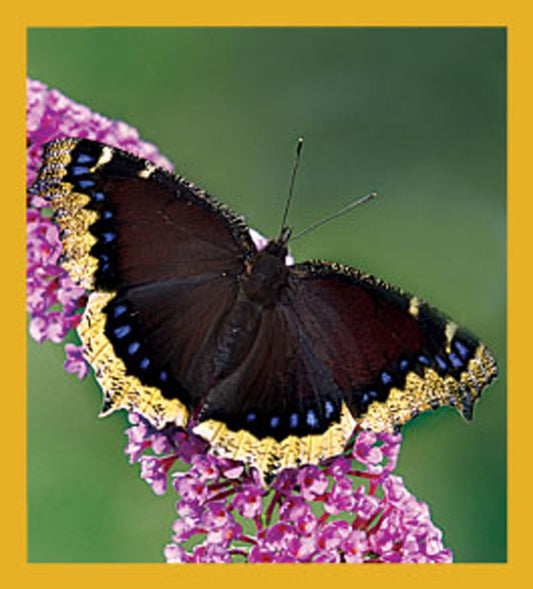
[198,301,346,440]
[284,261,497,431]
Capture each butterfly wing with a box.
[285,261,498,430]
[33,138,257,426]
[34,138,255,291]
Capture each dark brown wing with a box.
[32,138,257,420]
[284,261,498,430]
[33,138,255,292]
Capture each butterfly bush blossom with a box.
[26,78,453,563]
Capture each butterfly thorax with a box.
[242,240,289,307]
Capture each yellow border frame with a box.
[6,1,525,586]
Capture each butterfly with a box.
[32,138,498,482]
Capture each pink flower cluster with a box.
[125,414,452,563]
[27,78,453,563]
[26,79,172,375]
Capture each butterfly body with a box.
[241,240,289,306]
[32,138,498,482]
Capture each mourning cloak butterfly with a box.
[32,138,498,481]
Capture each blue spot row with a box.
[107,299,171,387]
[244,399,339,433]
[414,342,470,374]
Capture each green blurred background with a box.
[27,28,506,563]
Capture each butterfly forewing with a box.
[53,139,255,291]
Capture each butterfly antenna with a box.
[279,137,304,242]
[289,191,379,243]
